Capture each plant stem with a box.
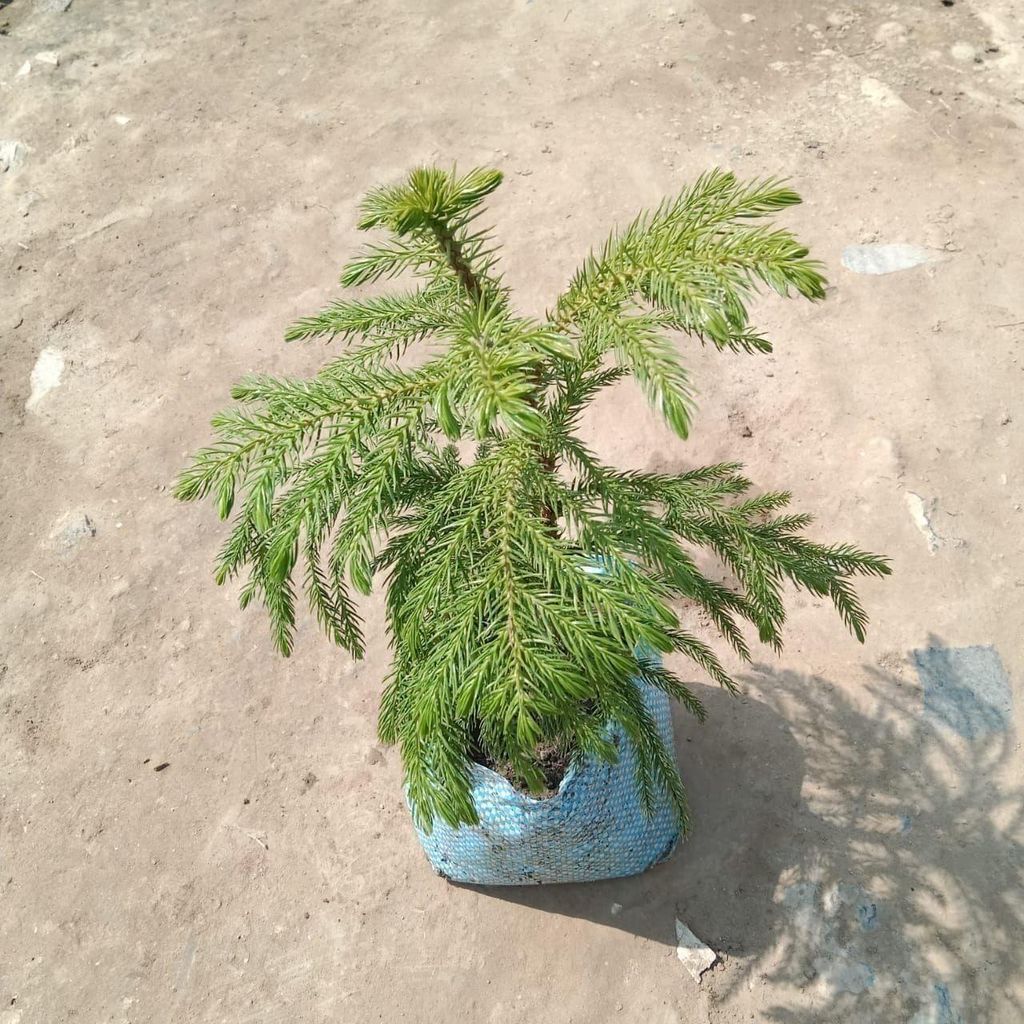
[431,220,558,534]
[430,222,483,303]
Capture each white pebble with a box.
[27,347,64,410]
[0,139,28,174]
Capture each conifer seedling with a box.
[176,167,890,830]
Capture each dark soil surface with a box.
[478,741,576,798]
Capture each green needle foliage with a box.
[176,166,890,831]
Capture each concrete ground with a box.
[2,0,1023,1021]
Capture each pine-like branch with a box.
[177,165,889,833]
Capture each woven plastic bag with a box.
[410,674,681,885]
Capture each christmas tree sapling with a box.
[176,167,890,830]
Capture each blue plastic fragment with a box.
[932,982,965,1024]
[857,899,879,931]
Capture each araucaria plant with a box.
[177,167,890,830]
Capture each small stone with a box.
[50,512,96,550]
[38,0,73,10]
[591,59,601,67]
[842,243,932,275]
[676,919,718,982]
[0,140,27,174]
[112,114,132,126]
[27,347,63,408]
[365,748,384,765]
[950,41,976,62]
[740,13,756,23]
[17,61,31,76]
[35,50,61,66]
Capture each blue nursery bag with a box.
[410,677,682,885]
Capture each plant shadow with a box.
[465,655,1024,1022]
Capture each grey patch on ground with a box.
[842,244,933,275]
[0,140,28,174]
[674,918,718,981]
[913,643,1012,738]
[68,204,152,246]
[821,958,876,995]
[782,880,879,997]
[26,347,65,410]
[173,935,197,994]
[37,0,73,11]
[49,511,96,550]
[17,191,42,218]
